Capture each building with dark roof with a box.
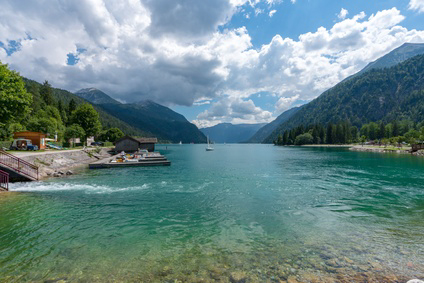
[114,136,158,152]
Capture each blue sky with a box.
[1,0,424,127]
[175,0,424,123]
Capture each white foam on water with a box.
[9,182,150,194]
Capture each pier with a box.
[89,152,170,169]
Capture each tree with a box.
[283,131,289,145]
[405,129,419,144]
[9,122,24,133]
[397,136,406,148]
[68,99,77,117]
[360,135,367,147]
[40,80,55,106]
[336,123,344,144]
[360,124,369,140]
[58,100,68,125]
[326,123,333,144]
[381,138,389,148]
[420,126,424,142]
[350,126,358,142]
[70,103,102,144]
[64,124,86,147]
[0,61,32,127]
[368,122,378,140]
[276,134,283,145]
[385,123,393,138]
[27,117,57,135]
[378,121,385,140]
[294,133,313,145]
[392,120,400,137]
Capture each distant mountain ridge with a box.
[75,88,206,143]
[75,88,121,105]
[248,106,301,143]
[23,78,147,137]
[201,123,266,143]
[344,42,424,81]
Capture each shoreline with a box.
[279,144,424,157]
[1,148,114,193]
[350,145,424,157]
[13,147,114,181]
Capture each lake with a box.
[1,144,424,282]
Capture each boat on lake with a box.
[206,136,214,151]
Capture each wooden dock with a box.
[89,153,170,169]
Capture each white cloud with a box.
[193,96,273,127]
[275,95,300,112]
[269,10,277,17]
[255,8,263,16]
[338,8,348,20]
[409,0,424,13]
[1,2,424,127]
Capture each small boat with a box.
[206,136,214,151]
[179,141,182,145]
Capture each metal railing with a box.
[0,150,38,180]
[0,169,9,191]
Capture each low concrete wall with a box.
[20,148,113,179]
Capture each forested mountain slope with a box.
[248,106,301,143]
[265,54,424,143]
[75,88,206,143]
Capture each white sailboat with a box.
[206,136,214,151]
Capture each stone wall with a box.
[20,148,112,179]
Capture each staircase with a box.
[0,150,38,182]
[0,169,8,191]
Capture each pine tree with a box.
[393,120,400,137]
[40,80,55,106]
[68,99,77,117]
[326,123,333,144]
[377,121,384,140]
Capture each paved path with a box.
[11,149,85,158]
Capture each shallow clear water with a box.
[1,145,424,282]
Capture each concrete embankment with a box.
[18,148,113,179]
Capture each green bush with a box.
[294,133,314,145]
[0,140,12,149]
[103,142,114,147]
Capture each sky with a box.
[1,0,424,128]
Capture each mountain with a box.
[75,88,121,105]
[264,53,424,143]
[23,78,146,136]
[201,123,266,143]
[75,88,206,143]
[344,42,424,82]
[247,106,301,143]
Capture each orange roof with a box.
[14,131,46,137]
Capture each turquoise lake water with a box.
[1,145,424,282]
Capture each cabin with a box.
[114,136,158,153]
[13,131,47,150]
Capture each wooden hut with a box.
[115,136,158,153]
[13,132,47,150]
